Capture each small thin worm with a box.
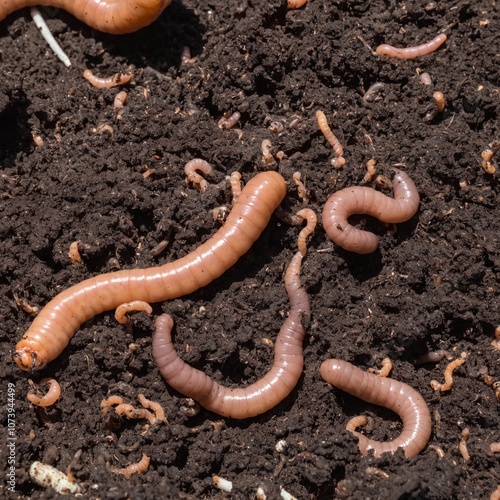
[229,171,242,202]
[15,172,287,372]
[114,91,128,109]
[27,377,61,407]
[415,350,451,365]
[83,70,133,89]
[433,91,445,113]
[115,300,153,324]
[218,112,241,130]
[316,110,345,168]
[114,403,156,425]
[184,158,213,193]
[0,0,171,34]
[320,359,432,458]
[293,172,310,204]
[137,393,167,424]
[459,428,470,462]
[376,34,447,60]
[430,354,466,392]
[152,249,311,419]
[368,357,392,377]
[322,169,420,254]
[111,453,150,478]
[296,208,317,256]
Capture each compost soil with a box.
[1,0,499,498]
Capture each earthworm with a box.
[112,453,150,478]
[296,208,317,256]
[490,443,500,453]
[362,83,385,104]
[363,159,377,182]
[419,72,433,86]
[115,403,156,425]
[376,34,447,60]
[430,353,466,392]
[27,377,61,407]
[316,110,345,168]
[114,300,153,324]
[269,121,285,134]
[261,139,276,165]
[433,91,445,112]
[184,158,213,193]
[14,171,287,372]
[459,428,470,461]
[101,395,124,412]
[114,91,128,109]
[229,171,242,202]
[322,169,420,254]
[415,350,451,365]
[152,249,311,419]
[14,294,39,315]
[218,111,241,130]
[287,0,308,8]
[68,241,82,263]
[293,172,310,204]
[0,0,171,34]
[320,359,432,458]
[481,142,500,174]
[83,70,133,89]
[137,393,167,424]
[368,357,392,377]
[491,486,500,500]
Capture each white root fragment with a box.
[30,8,71,67]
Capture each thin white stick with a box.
[30,7,71,67]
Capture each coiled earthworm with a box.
[430,353,466,392]
[14,171,287,372]
[316,110,345,168]
[152,248,311,419]
[322,169,420,254]
[112,453,150,478]
[320,359,432,458]
[218,111,241,130]
[376,33,447,60]
[184,158,213,193]
[27,377,61,407]
[83,70,133,89]
[0,0,171,34]
[115,300,153,324]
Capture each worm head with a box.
[13,347,46,372]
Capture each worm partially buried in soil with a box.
[376,34,447,60]
[322,169,420,253]
[321,359,432,458]
[0,0,171,34]
[14,172,287,372]
[152,249,311,419]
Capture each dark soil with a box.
[1,0,499,498]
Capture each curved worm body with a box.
[27,377,61,407]
[15,172,287,372]
[376,34,447,60]
[0,0,171,34]
[152,250,310,419]
[322,169,420,254]
[320,359,432,458]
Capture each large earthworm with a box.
[0,0,171,34]
[376,34,447,60]
[320,359,432,458]
[322,169,420,254]
[152,249,311,419]
[14,172,287,372]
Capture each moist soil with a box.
[0,0,499,499]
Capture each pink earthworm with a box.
[320,359,432,458]
[322,169,420,254]
[184,158,213,193]
[111,453,150,478]
[152,249,311,419]
[83,70,133,89]
[115,300,153,324]
[0,0,171,34]
[14,172,287,372]
[27,377,61,407]
[376,34,447,60]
